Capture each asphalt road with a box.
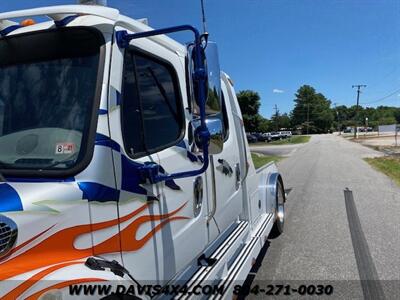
[247,134,400,299]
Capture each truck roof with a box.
[0,5,186,54]
[0,5,120,22]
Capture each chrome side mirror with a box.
[193,117,223,155]
[188,41,222,116]
[204,42,221,115]
[116,25,219,183]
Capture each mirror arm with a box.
[115,25,211,184]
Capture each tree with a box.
[271,112,291,130]
[237,90,261,116]
[258,117,272,132]
[237,90,264,132]
[394,109,400,123]
[332,105,399,130]
[291,85,334,133]
[242,114,262,132]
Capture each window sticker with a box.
[55,143,75,155]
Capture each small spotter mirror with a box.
[192,117,223,155]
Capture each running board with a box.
[155,220,247,300]
[211,213,274,300]
[165,213,274,300]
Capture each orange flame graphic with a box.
[3,261,82,300]
[0,202,189,281]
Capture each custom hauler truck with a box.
[0,4,286,299]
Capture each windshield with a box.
[0,27,103,174]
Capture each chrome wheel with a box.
[276,181,285,230]
[270,180,285,238]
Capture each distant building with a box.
[379,124,397,134]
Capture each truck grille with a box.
[0,215,18,259]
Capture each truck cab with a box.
[0,5,285,299]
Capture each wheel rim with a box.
[276,184,285,225]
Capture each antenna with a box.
[200,0,207,34]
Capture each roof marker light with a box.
[20,19,36,27]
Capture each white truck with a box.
[0,4,286,299]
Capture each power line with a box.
[364,66,398,91]
[360,87,400,105]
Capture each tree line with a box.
[237,85,400,134]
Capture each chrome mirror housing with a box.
[116,25,222,183]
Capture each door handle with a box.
[235,163,241,190]
[193,176,203,217]
[207,156,217,223]
[217,158,233,176]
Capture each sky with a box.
[1,0,399,118]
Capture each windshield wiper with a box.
[0,154,78,177]
[41,153,79,169]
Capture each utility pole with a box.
[306,103,310,135]
[334,103,340,134]
[273,104,279,118]
[273,104,279,131]
[352,84,366,138]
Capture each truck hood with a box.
[0,181,99,297]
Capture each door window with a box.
[121,49,184,158]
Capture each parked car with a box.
[246,132,258,143]
[263,132,272,142]
[269,132,281,141]
[279,131,292,139]
[253,132,269,142]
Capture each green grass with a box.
[268,135,311,145]
[364,156,400,186]
[251,153,283,169]
[252,135,311,146]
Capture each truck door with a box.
[109,27,208,284]
[208,80,243,235]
